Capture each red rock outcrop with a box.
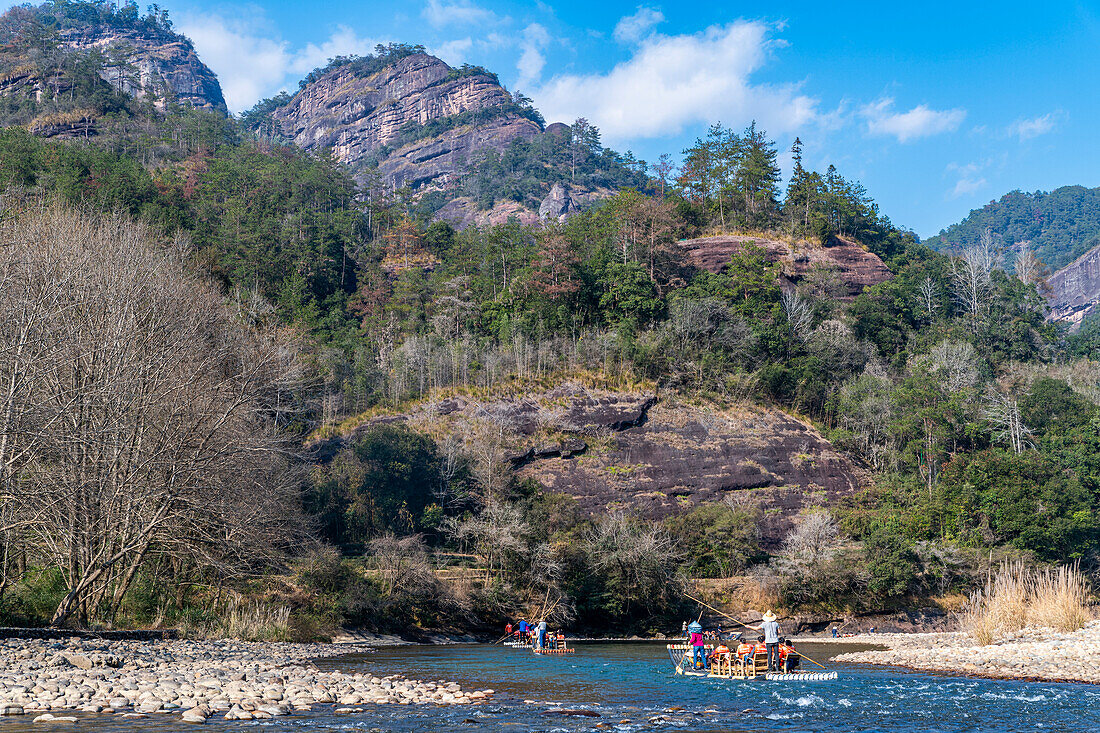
[679,234,892,298]
[272,53,540,191]
[315,383,867,547]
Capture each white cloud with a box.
[946,161,988,198]
[178,13,379,113]
[529,21,818,143]
[422,0,496,28]
[860,98,966,143]
[951,176,987,197]
[613,6,665,44]
[287,25,378,77]
[517,23,550,87]
[1006,111,1063,141]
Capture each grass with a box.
[175,597,293,642]
[961,561,1092,645]
[1028,564,1090,632]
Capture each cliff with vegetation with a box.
[0,1,225,138]
[268,48,540,192]
[246,45,647,226]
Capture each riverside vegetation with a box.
[0,1,1097,643]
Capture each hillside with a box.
[0,1,225,137]
[680,234,893,298]
[927,186,1100,327]
[313,384,867,549]
[926,186,1100,273]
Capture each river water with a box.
[3,641,1099,732]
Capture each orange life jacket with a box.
[737,643,753,656]
[715,644,729,655]
[754,643,767,654]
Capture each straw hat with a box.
[762,610,778,622]
[687,621,703,633]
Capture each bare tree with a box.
[366,534,436,597]
[781,289,815,342]
[1013,242,1050,298]
[951,228,998,321]
[583,511,683,618]
[981,389,1033,455]
[925,340,981,393]
[916,276,940,323]
[782,511,840,565]
[445,503,530,579]
[0,202,306,626]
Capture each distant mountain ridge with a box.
[926,185,1100,272]
[927,185,1100,329]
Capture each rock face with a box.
[679,234,892,298]
[539,182,575,221]
[271,53,540,191]
[57,27,227,113]
[318,383,867,547]
[1047,243,1100,329]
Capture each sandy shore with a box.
[826,621,1100,684]
[0,636,494,723]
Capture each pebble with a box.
[0,637,495,720]
[833,620,1100,684]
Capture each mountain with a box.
[926,186,1100,273]
[927,186,1100,328]
[312,383,867,549]
[0,2,225,137]
[54,19,226,113]
[248,44,648,227]
[267,47,540,192]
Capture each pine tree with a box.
[734,121,780,228]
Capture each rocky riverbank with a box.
[831,621,1100,683]
[0,636,494,723]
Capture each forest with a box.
[0,11,1097,640]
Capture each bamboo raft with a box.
[533,647,574,654]
[667,644,836,681]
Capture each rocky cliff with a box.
[315,383,867,548]
[271,53,541,192]
[1048,243,1100,328]
[679,234,893,298]
[57,27,226,113]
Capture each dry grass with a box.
[961,561,1092,644]
[176,598,293,642]
[695,574,782,613]
[1028,564,1090,632]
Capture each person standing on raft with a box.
[748,611,781,672]
[688,621,705,669]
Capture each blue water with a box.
[3,641,1098,732]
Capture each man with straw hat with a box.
[750,611,781,672]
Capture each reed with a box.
[961,561,1091,644]
[1028,563,1090,632]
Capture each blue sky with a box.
[83,1,1100,236]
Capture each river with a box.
[2,641,1098,731]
